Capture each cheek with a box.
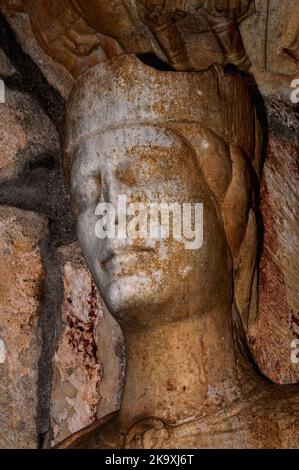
[161,240,190,267]
[140,244,189,294]
[71,175,101,214]
[77,210,99,254]
[161,245,199,290]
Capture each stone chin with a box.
[104,274,157,318]
[96,269,177,326]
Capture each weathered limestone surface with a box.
[0,206,48,449]
[249,101,299,384]
[1,1,298,100]
[0,7,74,99]
[241,0,299,100]
[0,87,58,182]
[0,46,15,75]
[49,242,124,447]
[57,54,299,450]
[0,99,27,181]
[0,43,74,448]
[0,1,298,450]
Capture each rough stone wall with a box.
[0,14,124,449]
[249,100,299,384]
[0,206,47,448]
[0,8,298,449]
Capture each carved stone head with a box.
[61,55,261,331]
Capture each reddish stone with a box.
[250,130,299,384]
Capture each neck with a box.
[118,305,253,429]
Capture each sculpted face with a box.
[70,125,231,327]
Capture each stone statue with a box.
[55,54,299,448]
[278,1,299,64]
[0,0,255,74]
[137,0,255,71]
[1,0,298,97]
[1,0,298,449]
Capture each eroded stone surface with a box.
[0,100,27,181]
[0,86,58,182]
[0,1,297,450]
[248,101,299,384]
[0,205,48,449]
[241,0,299,101]
[1,1,298,100]
[0,46,15,75]
[49,242,124,446]
[57,55,299,450]
[0,8,74,99]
